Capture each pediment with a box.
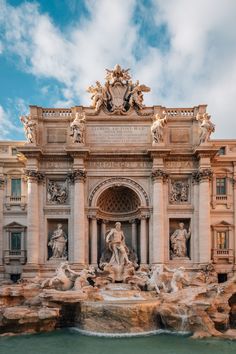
[4,221,26,229]
[211,220,234,227]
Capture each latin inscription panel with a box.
[86,125,151,145]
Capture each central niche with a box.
[97,186,140,216]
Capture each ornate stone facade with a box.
[0,65,236,281]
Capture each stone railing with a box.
[4,250,27,265]
[166,108,194,117]
[216,195,227,201]
[212,248,234,264]
[42,109,72,117]
[5,195,27,210]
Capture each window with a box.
[217,231,227,249]
[218,147,226,156]
[11,178,21,197]
[11,148,18,156]
[216,178,226,195]
[10,232,21,250]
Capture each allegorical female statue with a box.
[48,223,67,259]
[170,222,191,259]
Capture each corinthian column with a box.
[0,177,4,266]
[140,215,148,264]
[25,170,44,264]
[195,169,212,263]
[151,169,168,264]
[90,215,98,265]
[71,169,86,264]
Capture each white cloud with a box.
[0,0,236,138]
[0,105,23,140]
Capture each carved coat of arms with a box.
[87,64,150,115]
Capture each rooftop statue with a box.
[196,112,215,144]
[87,64,150,114]
[151,112,167,144]
[70,112,86,143]
[20,115,37,144]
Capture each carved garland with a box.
[89,177,149,207]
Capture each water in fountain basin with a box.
[1,329,236,354]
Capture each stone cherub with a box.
[196,112,215,144]
[20,115,37,143]
[128,80,150,110]
[151,112,167,144]
[70,112,86,143]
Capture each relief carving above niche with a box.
[169,179,189,204]
[47,180,68,204]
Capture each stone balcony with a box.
[5,195,27,211]
[212,248,234,264]
[4,250,27,265]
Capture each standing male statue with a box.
[106,222,131,266]
[170,222,191,259]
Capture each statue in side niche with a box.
[106,222,132,266]
[48,223,67,259]
[196,112,215,144]
[151,113,167,144]
[70,112,86,143]
[170,222,191,259]
[20,115,37,143]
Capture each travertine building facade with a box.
[0,66,236,281]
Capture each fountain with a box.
[1,222,236,339]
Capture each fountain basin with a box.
[76,286,161,334]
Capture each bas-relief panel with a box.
[86,125,151,145]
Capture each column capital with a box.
[192,168,213,183]
[25,169,45,183]
[87,209,98,219]
[129,219,138,224]
[67,169,86,183]
[151,169,168,182]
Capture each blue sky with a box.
[0,0,236,140]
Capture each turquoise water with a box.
[0,329,236,354]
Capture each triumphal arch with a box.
[0,65,236,281]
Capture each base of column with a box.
[22,264,41,278]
